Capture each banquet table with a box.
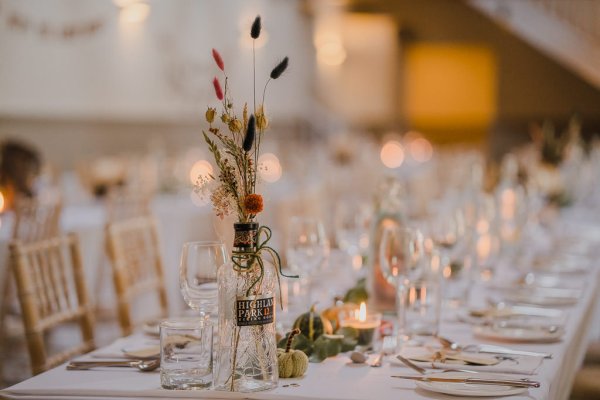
[2,199,600,400]
[2,243,598,400]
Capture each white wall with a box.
[0,0,315,122]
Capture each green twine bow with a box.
[231,225,298,308]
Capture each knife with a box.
[476,344,553,359]
[391,375,540,388]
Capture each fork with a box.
[370,336,396,367]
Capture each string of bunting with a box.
[0,0,105,39]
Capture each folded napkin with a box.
[391,346,544,375]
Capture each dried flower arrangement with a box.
[198,15,289,224]
[199,15,297,392]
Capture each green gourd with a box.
[293,303,332,341]
[277,329,309,378]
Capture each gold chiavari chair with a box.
[106,189,151,223]
[105,216,168,336]
[9,234,95,375]
[0,196,63,383]
[11,196,62,243]
[92,188,151,317]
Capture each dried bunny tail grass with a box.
[243,115,256,152]
[212,48,225,71]
[250,15,261,39]
[213,77,224,100]
[270,57,289,79]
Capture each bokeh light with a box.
[189,160,213,185]
[380,140,405,169]
[409,137,433,162]
[258,153,282,183]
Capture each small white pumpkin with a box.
[277,328,309,378]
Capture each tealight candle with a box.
[340,302,382,347]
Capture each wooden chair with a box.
[106,189,151,223]
[9,234,95,375]
[105,216,168,336]
[12,196,62,242]
[92,188,150,316]
[0,196,63,382]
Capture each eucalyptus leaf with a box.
[310,335,342,363]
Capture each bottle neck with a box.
[233,222,258,252]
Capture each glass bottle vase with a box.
[214,222,279,392]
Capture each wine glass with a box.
[334,201,371,272]
[379,226,424,286]
[179,241,227,320]
[286,216,329,303]
[286,216,329,277]
[426,205,470,306]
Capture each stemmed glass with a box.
[334,201,371,273]
[379,227,441,348]
[179,241,227,320]
[286,216,329,303]
[379,227,425,286]
[426,204,470,306]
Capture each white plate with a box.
[473,325,564,343]
[503,292,579,307]
[415,371,528,397]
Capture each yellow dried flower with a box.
[243,103,248,127]
[205,107,216,123]
[221,113,230,123]
[229,118,242,133]
[256,112,268,130]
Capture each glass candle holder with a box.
[340,302,382,348]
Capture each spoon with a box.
[67,359,160,372]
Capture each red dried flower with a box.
[213,77,224,100]
[244,193,264,215]
[212,48,224,71]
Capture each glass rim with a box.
[160,317,213,329]
[182,240,225,248]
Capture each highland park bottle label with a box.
[236,294,274,326]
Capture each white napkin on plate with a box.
[391,347,544,375]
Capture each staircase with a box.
[467,0,600,90]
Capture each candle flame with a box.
[0,191,4,213]
[358,302,367,322]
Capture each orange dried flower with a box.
[244,193,263,215]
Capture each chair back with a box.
[12,196,62,242]
[106,189,151,223]
[105,216,168,336]
[9,234,95,375]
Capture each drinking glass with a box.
[160,318,213,390]
[179,241,227,319]
[286,216,329,278]
[379,227,425,287]
[427,205,470,306]
[396,248,442,350]
[334,201,371,272]
[286,216,329,304]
